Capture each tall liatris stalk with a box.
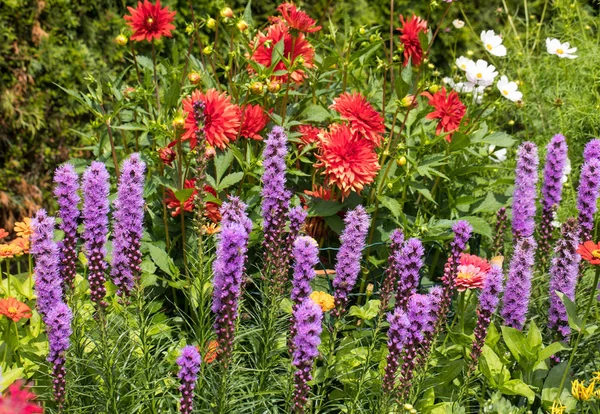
[539,135,568,259]
[45,302,73,406]
[382,306,410,394]
[82,161,110,308]
[417,286,443,366]
[583,138,600,163]
[111,154,146,297]
[177,345,202,414]
[379,229,404,314]
[332,206,370,317]
[469,258,504,372]
[577,158,600,243]
[31,210,63,318]
[394,238,424,310]
[512,142,539,239]
[211,199,251,365]
[291,236,320,307]
[282,206,308,288]
[291,299,323,413]
[548,219,580,341]
[501,236,537,330]
[53,164,80,292]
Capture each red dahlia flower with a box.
[240,104,269,140]
[275,2,322,33]
[124,0,176,42]
[398,14,428,67]
[249,22,315,84]
[421,87,466,141]
[182,89,242,150]
[456,254,491,291]
[315,123,380,197]
[577,241,600,265]
[165,179,221,222]
[295,125,321,148]
[330,92,386,147]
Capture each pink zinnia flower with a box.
[455,253,490,291]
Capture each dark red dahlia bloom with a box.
[240,104,269,140]
[276,2,321,33]
[421,87,466,141]
[398,14,428,67]
[124,0,176,42]
[330,92,385,147]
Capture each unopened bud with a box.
[397,156,407,166]
[237,20,248,32]
[267,81,281,93]
[188,72,201,85]
[206,18,216,29]
[428,84,440,94]
[115,34,128,46]
[250,82,264,95]
[172,116,185,129]
[203,45,213,55]
[220,7,233,19]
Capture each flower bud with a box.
[250,81,264,95]
[400,95,417,109]
[267,81,281,93]
[158,147,176,166]
[428,84,439,94]
[205,145,216,159]
[467,49,474,57]
[115,34,128,46]
[206,18,216,29]
[172,116,185,130]
[187,72,201,85]
[508,120,515,126]
[237,20,248,32]
[366,283,374,298]
[203,45,213,55]
[295,56,305,65]
[220,7,233,19]
[397,156,407,167]
[427,63,434,69]
[123,87,136,99]
[358,27,366,35]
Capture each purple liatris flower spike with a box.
[583,139,600,162]
[394,238,425,310]
[417,286,444,366]
[111,154,146,297]
[548,219,580,341]
[291,236,319,306]
[220,196,253,235]
[501,236,537,330]
[382,306,410,394]
[380,229,404,314]
[45,301,72,405]
[512,142,539,239]
[53,164,80,291]
[469,257,504,372]
[31,209,63,318]
[82,161,110,307]
[212,199,250,365]
[539,135,568,257]
[577,158,600,243]
[291,299,323,413]
[332,205,370,317]
[177,345,201,414]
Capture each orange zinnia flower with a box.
[275,2,321,33]
[577,241,600,265]
[0,229,8,239]
[0,244,21,259]
[398,14,428,67]
[315,123,380,197]
[14,218,33,239]
[330,92,386,147]
[421,87,466,141]
[124,0,176,42]
[181,89,242,150]
[10,237,29,255]
[0,297,32,322]
[240,104,269,140]
[456,254,491,291]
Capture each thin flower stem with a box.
[151,42,161,114]
[6,259,11,297]
[99,104,121,178]
[389,0,395,86]
[129,43,142,84]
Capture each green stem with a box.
[7,259,11,297]
[151,42,161,114]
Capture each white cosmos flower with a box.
[453,19,465,29]
[481,30,507,57]
[455,56,472,71]
[454,82,474,93]
[488,145,507,163]
[496,76,522,102]
[465,59,498,87]
[546,38,577,59]
[442,77,455,87]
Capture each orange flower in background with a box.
[240,104,269,140]
[422,87,466,141]
[0,244,20,259]
[577,241,600,265]
[315,123,380,197]
[204,340,219,363]
[398,14,428,67]
[275,2,322,33]
[165,180,221,222]
[310,291,335,312]
[0,297,32,322]
[0,380,43,413]
[14,218,33,239]
[203,185,222,223]
[456,254,491,291]
[0,229,8,239]
[181,89,242,150]
[249,22,315,84]
[295,125,321,148]
[303,185,332,201]
[330,92,386,147]
[124,0,176,42]
[10,238,29,255]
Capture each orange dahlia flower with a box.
[165,179,221,222]
[421,87,466,141]
[295,125,321,148]
[577,241,600,265]
[330,92,386,147]
[182,89,242,150]
[275,2,321,33]
[455,253,491,291]
[398,14,428,67]
[315,123,380,197]
[124,0,176,42]
[249,22,315,84]
[240,104,269,140]
[0,297,32,322]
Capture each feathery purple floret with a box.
[512,142,539,239]
[394,238,424,310]
[177,345,201,414]
[583,139,600,163]
[291,299,323,413]
[380,229,405,313]
[577,158,600,243]
[548,219,580,340]
[439,220,472,320]
[469,261,504,371]
[53,164,80,291]
[382,307,410,394]
[418,286,443,365]
[31,209,63,318]
[212,199,250,364]
[82,161,110,307]
[45,302,72,405]
[111,154,146,297]
[291,236,319,305]
[332,206,370,316]
[501,236,537,330]
[220,196,253,235]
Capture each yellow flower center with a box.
[476,73,483,79]
[460,64,466,69]
[556,48,563,54]
[147,17,154,24]
[592,249,600,259]
[486,44,493,51]
[502,90,509,95]
[7,306,17,315]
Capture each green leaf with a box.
[218,172,244,191]
[473,131,516,148]
[379,196,402,219]
[472,192,504,214]
[174,188,194,203]
[401,59,412,85]
[307,199,342,217]
[243,0,254,26]
[214,150,234,183]
[449,132,470,151]
[556,291,583,332]
[501,326,528,364]
[395,76,409,99]
[499,379,535,404]
[527,320,542,352]
[537,342,569,362]
[478,345,510,387]
[348,300,381,320]
[301,104,331,123]
[541,362,577,411]
[0,367,24,392]
[146,243,179,278]
[462,216,493,240]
